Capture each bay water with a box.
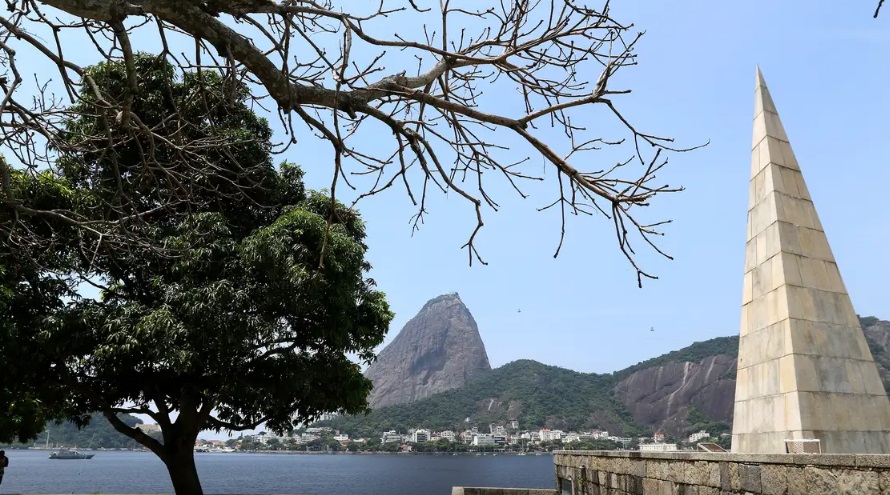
[0,450,555,494]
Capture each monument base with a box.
[543,450,890,494]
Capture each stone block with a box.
[754,86,777,117]
[764,109,789,143]
[880,471,890,495]
[776,252,802,289]
[779,166,808,200]
[698,488,719,495]
[707,461,722,488]
[796,257,830,293]
[646,461,661,480]
[685,461,710,486]
[739,464,763,493]
[857,455,890,469]
[786,467,806,495]
[627,475,644,495]
[796,225,832,261]
[753,167,766,206]
[719,463,732,491]
[743,270,754,306]
[774,194,807,229]
[758,136,787,169]
[751,144,763,179]
[665,462,686,483]
[862,362,888,396]
[643,478,660,495]
[822,261,847,295]
[751,194,780,239]
[804,466,837,495]
[752,112,767,150]
[779,353,800,393]
[765,286,789,327]
[752,258,768,300]
[761,464,788,495]
[777,138,800,170]
[739,323,787,369]
[836,469,879,495]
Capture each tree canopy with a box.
[0,56,392,495]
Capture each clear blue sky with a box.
[333,1,890,374]
[10,2,888,378]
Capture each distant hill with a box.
[327,316,890,438]
[1,413,146,449]
[331,359,642,437]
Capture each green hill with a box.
[326,359,643,437]
[1,413,146,449]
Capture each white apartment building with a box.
[439,430,456,442]
[539,429,564,441]
[472,434,496,446]
[688,430,711,443]
[412,429,430,443]
[334,434,349,443]
[564,433,581,443]
[381,431,403,443]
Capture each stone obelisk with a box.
[731,67,890,454]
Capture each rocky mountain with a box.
[331,316,890,438]
[613,316,890,434]
[364,293,491,409]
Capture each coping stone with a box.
[554,450,890,469]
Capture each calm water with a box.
[0,450,555,494]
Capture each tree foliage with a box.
[0,57,392,495]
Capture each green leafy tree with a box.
[0,56,392,495]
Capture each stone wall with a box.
[451,488,557,495]
[555,451,890,495]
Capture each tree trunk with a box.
[164,443,203,495]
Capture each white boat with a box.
[49,449,94,460]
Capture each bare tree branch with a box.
[1,0,704,283]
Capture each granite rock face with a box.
[614,354,737,434]
[611,317,890,436]
[365,293,491,409]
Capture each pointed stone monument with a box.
[731,67,890,454]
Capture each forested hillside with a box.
[0,414,146,449]
[327,359,643,437]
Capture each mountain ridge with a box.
[330,315,889,438]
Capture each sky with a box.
[6,1,890,436]
[347,1,890,374]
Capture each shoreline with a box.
[215,450,555,456]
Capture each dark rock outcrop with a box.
[613,354,737,435]
[613,316,890,435]
[365,293,491,409]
